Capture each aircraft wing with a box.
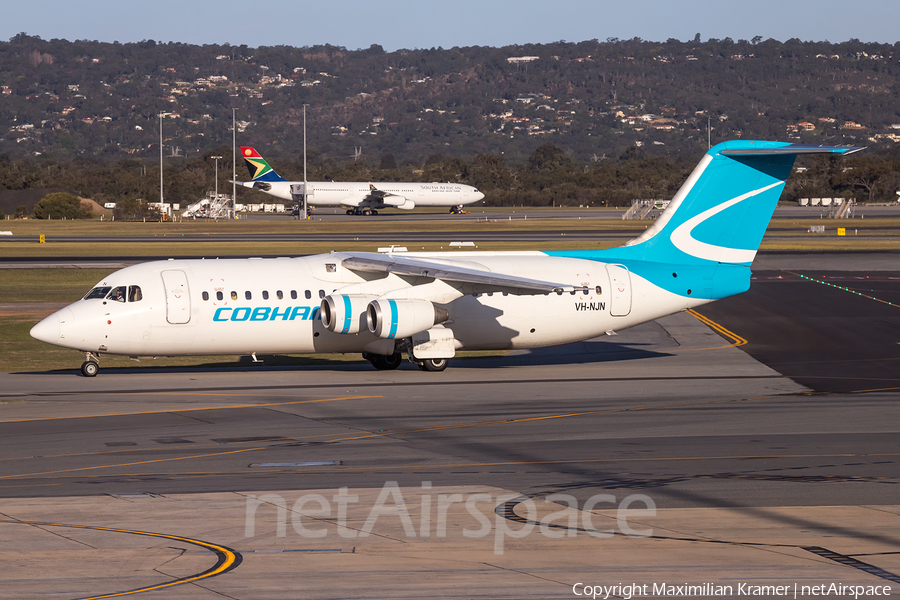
[365,185,410,206]
[341,252,576,294]
[339,196,369,207]
[366,186,388,200]
[340,193,412,209]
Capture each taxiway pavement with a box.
[1,303,899,597]
[1,252,898,598]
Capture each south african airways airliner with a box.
[233,147,483,215]
[30,141,861,376]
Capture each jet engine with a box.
[366,298,449,339]
[321,294,379,334]
[382,196,416,210]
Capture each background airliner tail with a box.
[240,146,288,182]
[619,141,862,267]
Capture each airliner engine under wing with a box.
[32,141,862,376]
[233,147,484,215]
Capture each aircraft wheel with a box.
[367,352,402,370]
[81,361,99,377]
[362,208,372,216]
[346,209,353,215]
[381,352,402,369]
[372,210,378,215]
[418,358,448,372]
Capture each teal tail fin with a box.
[547,141,862,300]
[620,141,862,266]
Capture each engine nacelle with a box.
[366,298,449,339]
[321,294,379,334]
[382,196,416,210]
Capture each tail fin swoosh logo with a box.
[670,181,783,263]
[245,158,271,180]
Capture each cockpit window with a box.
[128,285,143,302]
[84,286,111,300]
[106,286,127,303]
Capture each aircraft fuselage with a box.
[31,253,705,359]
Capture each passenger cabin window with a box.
[231,291,238,300]
[318,290,325,299]
[202,291,209,301]
[305,290,311,300]
[128,285,143,302]
[291,290,297,300]
[245,291,252,300]
[262,291,269,300]
[216,291,224,301]
[277,290,284,300]
[106,286,127,303]
[84,286,111,300]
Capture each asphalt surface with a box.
[2,253,899,597]
[240,205,900,221]
[2,230,635,244]
[700,270,900,394]
[1,298,897,508]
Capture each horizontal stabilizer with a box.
[720,143,865,156]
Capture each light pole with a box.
[302,104,309,220]
[159,113,164,205]
[232,108,237,220]
[211,155,222,212]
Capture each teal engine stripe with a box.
[388,299,399,339]
[341,295,352,334]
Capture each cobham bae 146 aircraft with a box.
[31,141,861,377]
[234,146,484,215]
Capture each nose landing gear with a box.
[81,352,99,377]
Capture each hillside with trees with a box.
[3,33,900,214]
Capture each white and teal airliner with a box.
[31,141,861,376]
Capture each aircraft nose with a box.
[30,307,74,344]
[30,313,60,344]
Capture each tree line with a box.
[3,143,899,219]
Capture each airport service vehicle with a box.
[233,147,484,215]
[31,141,861,376]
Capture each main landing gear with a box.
[81,352,99,377]
[416,358,448,372]
[363,351,449,372]
[363,352,403,370]
[346,208,378,216]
